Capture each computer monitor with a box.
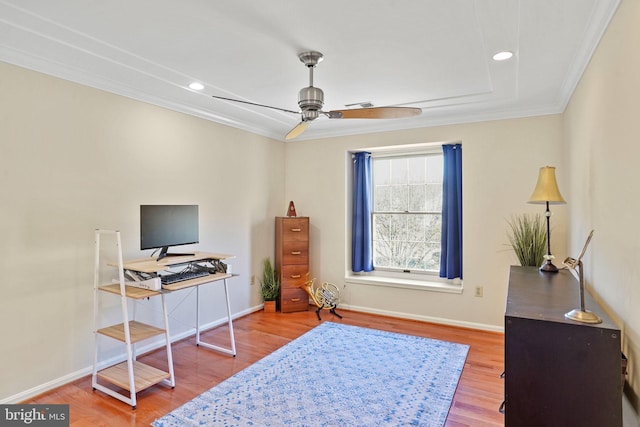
[140,205,199,260]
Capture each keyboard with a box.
[161,270,210,285]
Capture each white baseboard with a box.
[339,303,505,333]
[0,305,264,404]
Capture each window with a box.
[372,152,443,273]
[348,142,462,292]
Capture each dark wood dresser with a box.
[504,266,622,426]
[275,217,310,312]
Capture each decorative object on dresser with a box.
[563,230,601,324]
[527,166,566,272]
[287,200,297,217]
[504,266,622,426]
[505,213,547,267]
[301,277,342,320]
[259,258,280,313]
[275,216,310,312]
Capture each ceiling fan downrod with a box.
[297,51,325,118]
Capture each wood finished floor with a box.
[26,308,505,426]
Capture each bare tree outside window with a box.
[372,154,443,272]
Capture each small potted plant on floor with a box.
[260,258,280,312]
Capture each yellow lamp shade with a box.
[528,166,566,204]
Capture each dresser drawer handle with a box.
[291,251,301,255]
[291,298,301,302]
[290,228,302,232]
[290,274,301,279]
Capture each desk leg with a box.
[196,285,201,344]
[223,278,237,356]
[161,293,176,388]
[195,278,237,357]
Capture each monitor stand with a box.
[157,246,195,261]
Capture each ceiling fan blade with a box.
[328,106,422,119]
[285,121,309,140]
[211,95,299,115]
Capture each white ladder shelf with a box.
[91,229,175,409]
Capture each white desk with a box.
[120,251,237,356]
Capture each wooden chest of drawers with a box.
[504,266,622,426]
[275,217,309,313]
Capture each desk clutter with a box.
[123,258,229,289]
[118,276,162,291]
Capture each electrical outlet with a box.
[475,286,483,297]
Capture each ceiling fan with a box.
[211,51,422,140]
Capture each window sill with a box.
[345,273,463,294]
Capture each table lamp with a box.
[528,166,566,272]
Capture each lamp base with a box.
[565,309,602,324]
[539,260,558,273]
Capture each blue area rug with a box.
[152,322,469,427]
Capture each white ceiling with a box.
[0,0,620,141]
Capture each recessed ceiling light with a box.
[189,82,204,90]
[493,51,514,61]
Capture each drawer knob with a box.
[291,298,301,302]
[291,251,301,255]
[291,274,301,279]
[290,228,302,232]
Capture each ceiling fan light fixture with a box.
[493,51,514,61]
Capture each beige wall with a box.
[564,0,640,413]
[0,61,285,402]
[284,115,566,329]
[4,0,638,415]
[1,57,568,402]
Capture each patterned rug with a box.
[152,322,469,427]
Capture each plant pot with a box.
[263,300,276,313]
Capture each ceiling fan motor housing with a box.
[298,86,324,113]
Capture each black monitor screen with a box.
[140,205,199,259]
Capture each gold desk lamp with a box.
[564,230,602,324]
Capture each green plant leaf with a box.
[260,258,280,301]
[506,213,547,267]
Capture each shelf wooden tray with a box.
[97,321,165,343]
[97,360,170,392]
[98,283,161,299]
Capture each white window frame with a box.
[345,142,463,294]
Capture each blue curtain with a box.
[440,144,463,279]
[352,152,373,272]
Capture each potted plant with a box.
[506,213,547,267]
[260,258,280,312]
